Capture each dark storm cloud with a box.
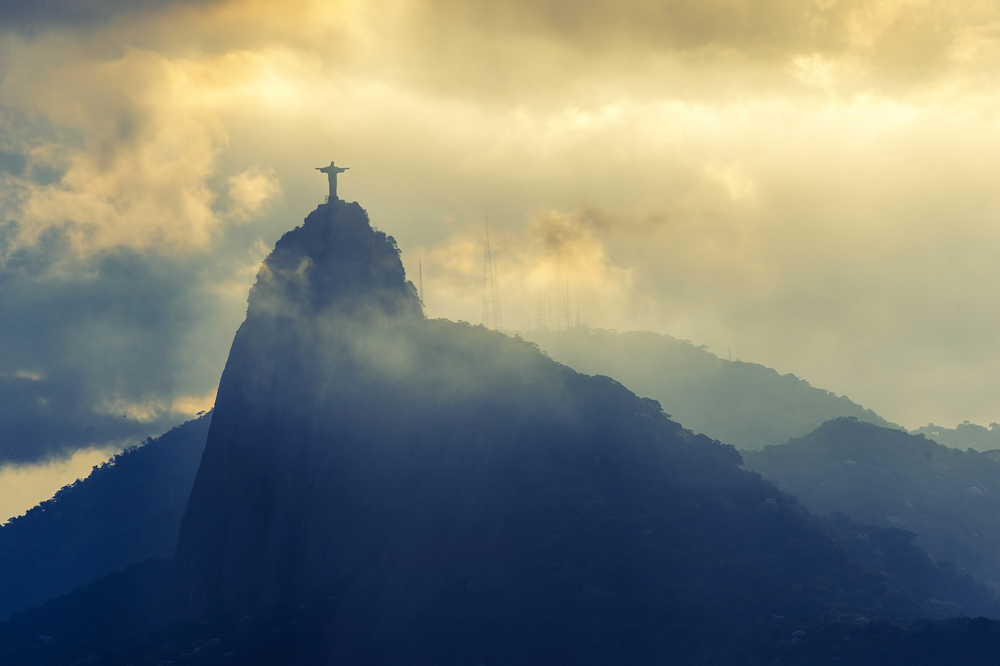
[0,107,226,465]
[423,0,842,55]
[0,63,279,464]
[0,151,27,176]
[0,0,223,29]
[0,235,211,463]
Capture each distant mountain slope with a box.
[743,417,1000,589]
[912,421,1000,452]
[523,327,896,450]
[0,412,210,619]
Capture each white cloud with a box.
[227,169,281,221]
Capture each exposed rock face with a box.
[168,199,424,618]
[164,200,993,663]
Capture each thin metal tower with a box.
[534,290,547,330]
[481,215,503,330]
[546,273,572,331]
[492,248,502,330]
[418,255,424,304]
[561,279,570,329]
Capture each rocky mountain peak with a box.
[246,200,421,320]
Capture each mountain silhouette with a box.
[154,198,998,663]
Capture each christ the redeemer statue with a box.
[316,161,349,201]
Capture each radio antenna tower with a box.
[418,253,424,304]
[481,212,503,330]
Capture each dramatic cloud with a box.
[420,209,634,331]
[0,245,227,460]
[0,446,118,524]
[0,0,221,29]
[4,0,1000,482]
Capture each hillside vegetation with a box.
[0,413,210,619]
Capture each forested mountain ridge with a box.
[523,327,896,451]
[0,412,210,619]
[743,417,1000,590]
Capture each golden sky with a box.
[3,0,1000,485]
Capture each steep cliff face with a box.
[168,200,424,618]
[164,200,994,664]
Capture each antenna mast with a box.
[481,212,503,331]
[418,254,424,304]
